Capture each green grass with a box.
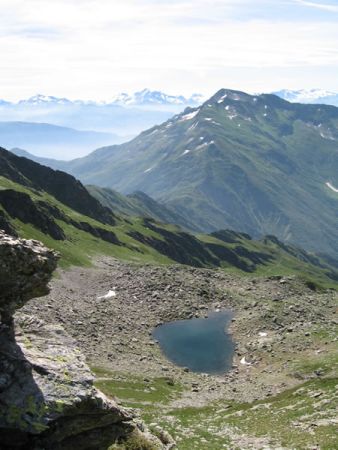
[93,368,338,450]
[1,174,338,289]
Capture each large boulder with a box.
[0,231,172,449]
[0,230,58,324]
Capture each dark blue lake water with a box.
[152,310,235,374]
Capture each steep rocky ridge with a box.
[0,147,115,225]
[0,231,171,449]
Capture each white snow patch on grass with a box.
[217,94,228,103]
[326,182,338,193]
[188,121,198,131]
[196,140,214,150]
[182,149,190,156]
[180,109,199,121]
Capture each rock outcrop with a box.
[0,231,171,449]
[0,231,58,325]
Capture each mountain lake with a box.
[152,310,235,374]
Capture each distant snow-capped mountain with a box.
[110,89,203,107]
[6,89,203,108]
[0,89,202,154]
[18,94,73,106]
[273,89,338,106]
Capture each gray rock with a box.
[0,231,58,324]
[0,232,170,449]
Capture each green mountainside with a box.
[87,185,198,231]
[0,148,337,287]
[60,89,338,258]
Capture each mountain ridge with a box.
[1,147,337,286]
[52,88,338,258]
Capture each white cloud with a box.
[0,0,338,100]
[294,0,338,13]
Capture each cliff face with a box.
[0,231,170,449]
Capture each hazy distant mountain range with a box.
[0,122,122,160]
[273,89,338,106]
[0,90,204,157]
[2,88,338,159]
[0,89,203,134]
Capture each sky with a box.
[1,0,338,100]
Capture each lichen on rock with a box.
[0,231,172,449]
[0,230,58,325]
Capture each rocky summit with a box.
[0,232,171,450]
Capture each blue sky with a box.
[1,0,338,100]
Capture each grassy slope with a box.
[1,173,337,287]
[0,175,172,268]
[93,368,338,450]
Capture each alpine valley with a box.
[1,88,338,450]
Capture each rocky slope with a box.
[21,256,338,449]
[0,231,171,449]
[58,89,338,258]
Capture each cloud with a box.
[294,0,338,12]
[0,0,338,100]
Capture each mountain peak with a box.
[18,94,72,105]
[110,89,204,107]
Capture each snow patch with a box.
[188,121,198,131]
[217,94,228,103]
[326,182,338,193]
[182,149,190,156]
[97,289,116,300]
[179,109,200,122]
[144,166,155,173]
[240,357,252,366]
[196,140,214,150]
